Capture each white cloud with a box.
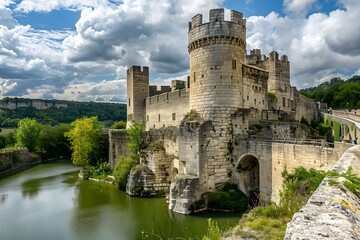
[1,0,360,103]
[15,0,104,13]
[0,0,15,7]
[62,0,224,74]
[0,5,17,28]
[1,0,223,101]
[246,0,360,89]
[283,0,317,16]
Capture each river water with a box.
[0,160,243,240]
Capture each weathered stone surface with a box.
[126,165,157,197]
[284,145,360,240]
[169,174,200,215]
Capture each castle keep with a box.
[110,9,339,215]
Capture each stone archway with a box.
[236,155,260,206]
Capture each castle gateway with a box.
[110,9,346,215]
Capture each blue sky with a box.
[0,0,359,102]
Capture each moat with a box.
[0,160,243,240]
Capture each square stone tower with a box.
[126,66,149,127]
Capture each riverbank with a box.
[0,148,37,178]
[0,147,68,178]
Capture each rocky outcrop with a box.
[169,175,200,214]
[126,165,156,197]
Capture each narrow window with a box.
[254,99,256,105]
[283,97,286,107]
[158,114,161,122]
[247,96,249,101]
[172,113,176,121]
[232,59,236,69]
[193,72,196,83]
[146,115,149,121]
[128,98,131,107]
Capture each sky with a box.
[0,0,360,103]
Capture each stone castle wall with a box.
[108,129,128,170]
[246,49,292,112]
[232,139,352,203]
[242,64,269,110]
[293,88,320,121]
[145,88,189,130]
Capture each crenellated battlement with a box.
[188,9,246,53]
[189,9,244,30]
[127,65,149,75]
[247,49,289,65]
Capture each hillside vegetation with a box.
[0,97,126,127]
[300,75,360,109]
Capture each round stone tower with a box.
[188,8,246,119]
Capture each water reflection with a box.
[0,161,243,240]
[1,193,8,203]
[21,178,42,198]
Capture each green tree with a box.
[111,121,126,129]
[65,116,103,166]
[38,124,71,159]
[14,118,42,152]
[127,121,146,162]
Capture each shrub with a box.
[113,157,136,190]
[316,123,331,136]
[202,219,221,240]
[111,121,126,129]
[300,116,310,126]
[268,92,276,100]
[207,191,248,211]
[189,197,206,212]
[127,122,146,162]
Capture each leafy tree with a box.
[127,121,146,162]
[111,121,126,129]
[300,75,360,109]
[14,118,42,152]
[38,124,71,159]
[65,116,103,166]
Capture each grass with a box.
[224,167,327,239]
[223,167,360,239]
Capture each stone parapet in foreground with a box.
[284,145,360,240]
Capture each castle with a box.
[110,9,331,214]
